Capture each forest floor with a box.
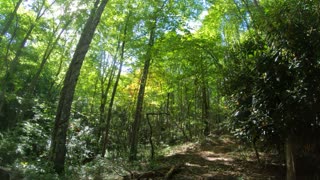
[123,134,286,180]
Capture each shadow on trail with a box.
[155,135,285,179]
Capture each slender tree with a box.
[0,0,23,44]
[27,19,72,94]
[8,0,53,77]
[50,0,109,174]
[0,0,53,119]
[102,12,131,157]
[98,50,118,145]
[129,12,158,161]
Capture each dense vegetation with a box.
[0,0,319,179]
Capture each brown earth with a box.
[139,134,286,180]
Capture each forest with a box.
[0,0,319,179]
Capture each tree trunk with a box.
[202,83,210,136]
[47,39,69,99]
[1,0,49,96]
[0,21,19,118]
[286,135,296,180]
[50,0,109,174]
[147,114,154,160]
[0,0,49,120]
[28,20,71,94]
[5,24,35,86]
[98,56,117,147]
[101,13,130,157]
[129,24,156,161]
[8,0,50,76]
[0,0,23,44]
[253,140,260,164]
[129,0,170,160]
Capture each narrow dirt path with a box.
[151,134,285,179]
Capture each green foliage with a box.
[0,99,54,164]
[2,0,319,177]
[14,161,58,180]
[220,0,320,152]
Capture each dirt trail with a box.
[151,134,285,180]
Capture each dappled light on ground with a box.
[150,134,285,179]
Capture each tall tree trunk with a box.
[286,135,296,180]
[202,83,210,136]
[129,0,170,161]
[216,92,221,124]
[7,0,50,79]
[1,24,35,101]
[199,54,210,136]
[0,0,49,120]
[98,55,117,140]
[0,20,19,118]
[146,114,154,160]
[129,24,156,161]
[90,77,99,115]
[0,0,23,44]
[47,39,69,99]
[101,13,130,157]
[98,58,116,147]
[50,0,109,174]
[96,48,120,147]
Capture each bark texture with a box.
[50,0,109,174]
[129,24,156,161]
